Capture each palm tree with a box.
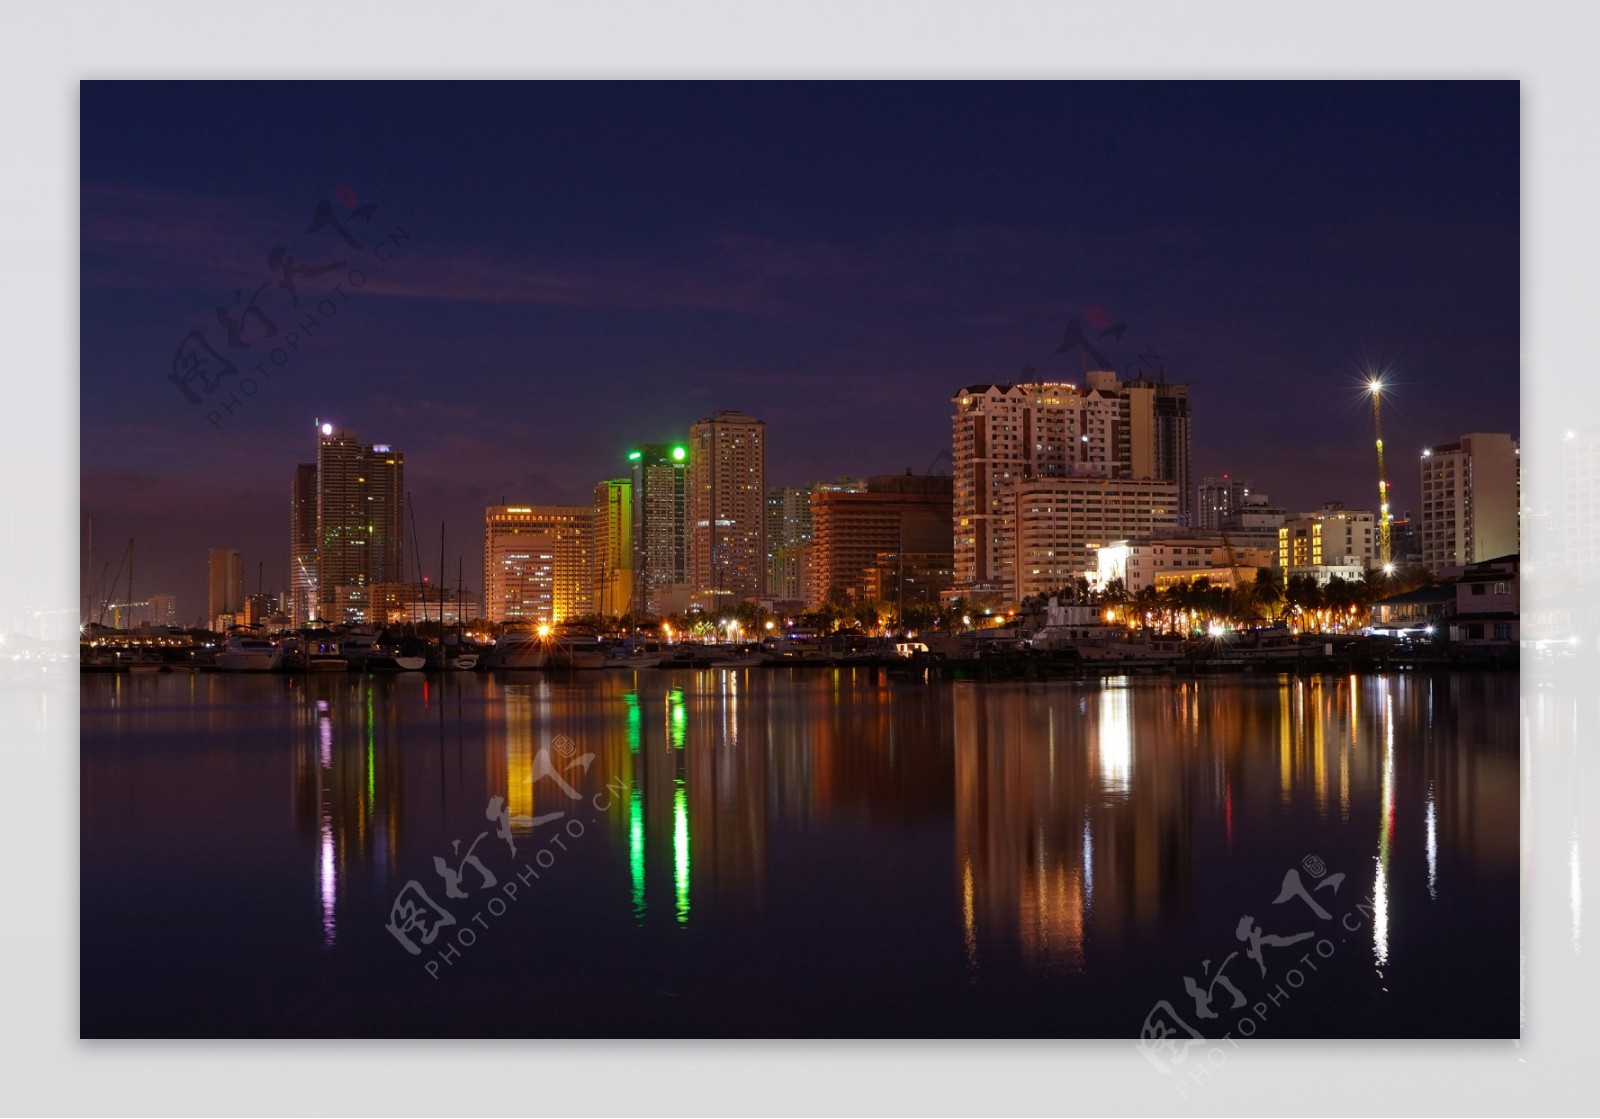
[1251,567,1285,626]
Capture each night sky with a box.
[79,81,1519,621]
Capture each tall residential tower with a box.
[688,410,767,605]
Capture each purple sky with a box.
[80,81,1519,621]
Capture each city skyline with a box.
[80,81,1519,619]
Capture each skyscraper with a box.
[951,370,1193,601]
[314,424,405,623]
[206,547,245,627]
[290,462,318,625]
[630,443,689,617]
[484,505,592,625]
[1420,433,1520,572]
[688,410,766,605]
[592,479,634,618]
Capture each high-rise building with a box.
[313,425,405,623]
[1278,503,1377,583]
[1197,475,1251,531]
[951,371,1192,600]
[592,479,634,618]
[808,473,953,607]
[484,505,592,625]
[1012,478,1181,600]
[688,410,767,606]
[630,443,690,617]
[290,462,318,625]
[206,547,245,627]
[1420,433,1520,573]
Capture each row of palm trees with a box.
[544,565,1432,641]
[1052,565,1432,635]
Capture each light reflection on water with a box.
[80,668,1519,1037]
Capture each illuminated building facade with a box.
[1011,478,1180,600]
[1420,433,1520,573]
[313,425,405,623]
[630,443,689,617]
[807,473,953,607]
[688,410,766,605]
[1277,503,1376,583]
[206,547,244,628]
[1096,534,1276,593]
[364,582,482,626]
[592,478,634,618]
[952,371,1192,600]
[484,505,591,625]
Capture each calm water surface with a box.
[80,668,1518,1037]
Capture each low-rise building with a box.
[1096,535,1274,593]
[1448,554,1518,646]
[1367,584,1456,636]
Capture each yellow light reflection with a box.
[1374,687,1394,968]
[962,855,977,972]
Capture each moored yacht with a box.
[215,634,283,673]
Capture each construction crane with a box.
[1367,378,1394,573]
[1219,523,1249,621]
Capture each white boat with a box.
[604,653,663,669]
[716,653,767,668]
[215,635,283,673]
[447,653,479,671]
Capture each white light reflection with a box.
[1425,782,1438,900]
[1572,826,1583,955]
[319,807,337,948]
[1082,813,1094,911]
[317,708,333,770]
[1097,683,1132,795]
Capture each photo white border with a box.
[9,2,1592,1114]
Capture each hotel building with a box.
[484,505,592,625]
[1277,503,1377,584]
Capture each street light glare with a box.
[1367,378,1383,394]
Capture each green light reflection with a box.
[630,786,645,922]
